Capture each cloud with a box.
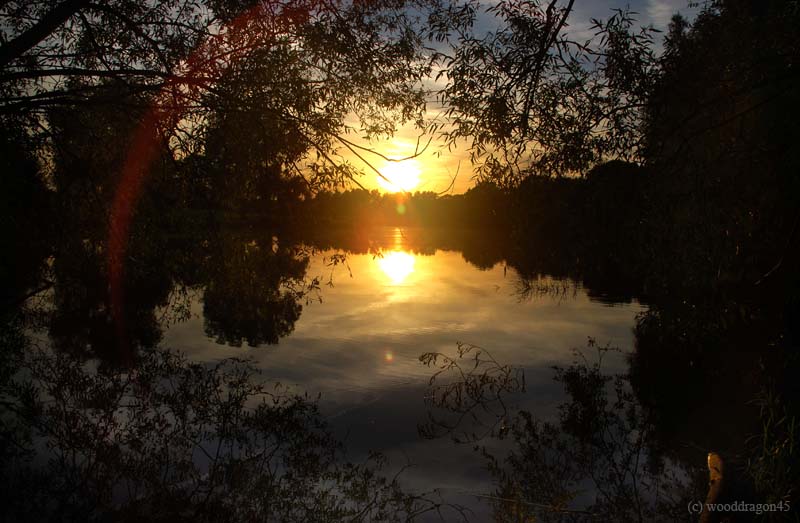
[644,0,703,29]
[646,0,683,29]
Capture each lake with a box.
[7,222,778,521]
[161,226,644,515]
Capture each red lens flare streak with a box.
[108,3,311,364]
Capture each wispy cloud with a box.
[645,0,699,29]
[647,0,680,27]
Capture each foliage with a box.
[748,385,798,520]
[0,126,52,306]
[643,0,800,292]
[419,342,525,442]
[197,0,435,201]
[0,340,455,522]
[0,0,212,117]
[302,184,510,229]
[432,1,658,183]
[418,339,705,521]
[428,0,800,298]
[1,0,437,198]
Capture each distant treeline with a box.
[273,160,643,305]
[2,0,799,306]
[297,150,798,301]
[299,160,644,236]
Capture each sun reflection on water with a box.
[377,251,415,284]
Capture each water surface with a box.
[162,226,644,510]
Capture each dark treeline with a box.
[300,4,800,514]
[3,1,798,304]
[299,155,795,305]
[2,0,800,520]
[300,184,506,227]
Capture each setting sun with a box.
[376,159,421,192]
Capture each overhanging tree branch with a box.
[0,0,90,69]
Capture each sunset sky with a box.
[353,0,702,194]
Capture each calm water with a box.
[9,222,784,520]
[162,226,644,512]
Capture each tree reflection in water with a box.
[0,316,462,522]
[420,339,706,521]
[201,234,314,347]
[4,208,797,521]
[37,224,321,366]
[419,342,525,443]
[420,293,800,522]
[0,222,467,521]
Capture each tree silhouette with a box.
[432,2,657,183]
[1,0,437,198]
[643,0,800,291]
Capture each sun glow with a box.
[377,251,415,284]
[376,159,422,192]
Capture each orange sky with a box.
[341,118,471,195]
[333,0,705,196]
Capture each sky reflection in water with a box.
[162,227,644,510]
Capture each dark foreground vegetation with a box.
[2,0,799,521]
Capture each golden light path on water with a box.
[377,251,416,284]
[374,228,417,285]
[162,225,644,518]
